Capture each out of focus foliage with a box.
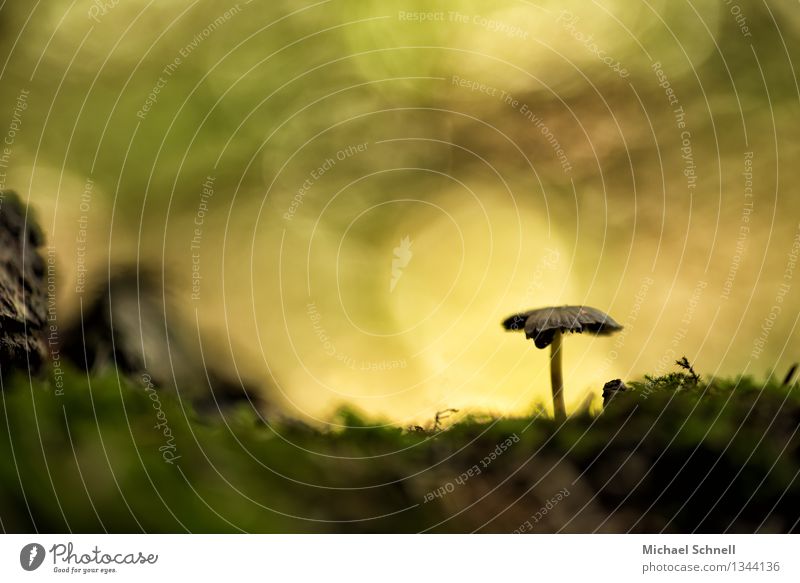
[1,1,799,420]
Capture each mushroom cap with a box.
[502,305,622,349]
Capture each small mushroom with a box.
[502,305,622,421]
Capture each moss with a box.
[0,365,798,532]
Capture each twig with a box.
[675,356,700,384]
[782,363,798,387]
[433,408,459,431]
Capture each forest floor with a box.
[1,365,798,533]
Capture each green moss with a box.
[0,366,798,532]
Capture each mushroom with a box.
[502,305,622,421]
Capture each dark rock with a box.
[0,191,47,376]
[602,378,628,407]
[59,265,265,413]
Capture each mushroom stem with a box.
[549,330,566,421]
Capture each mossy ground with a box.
[1,366,798,533]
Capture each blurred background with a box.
[0,0,798,424]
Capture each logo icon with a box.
[390,236,413,292]
[20,543,46,571]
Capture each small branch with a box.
[675,356,700,384]
[782,363,798,387]
[434,408,459,431]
